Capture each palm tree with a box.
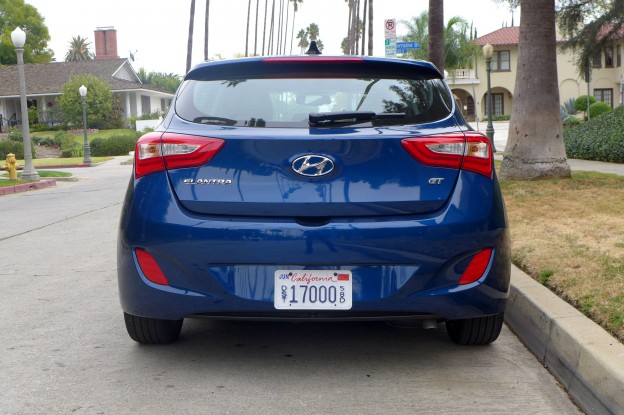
[245,0,252,56]
[367,0,373,56]
[254,0,260,56]
[428,0,444,72]
[268,0,276,54]
[500,0,571,179]
[262,0,269,55]
[360,0,367,55]
[186,0,196,73]
[307,23,319,42]
[296,28,309,53]
[64,36,94,62]
[289,0,303,54]
[204,0,210,60]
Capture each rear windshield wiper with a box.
[309,111,406,126]
[193,116,238,126]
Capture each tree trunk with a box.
[262,0,269,55]
[245,0,252,56]
[428,0,444,73]
[186,0,196,73]
[204,0,210,60]
[499,0,571,179]
[254,0,260,56]
[361,0,367,55]
[368,0,373,56]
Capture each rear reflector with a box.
[134,132,224,179]
[401,132,493,178]
[459,248,493,285]
[135,248,169,286]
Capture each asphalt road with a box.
[0,158,583,415]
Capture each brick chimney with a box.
[94,27,119,60]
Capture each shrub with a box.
[564,107,624,162]
[8,128,22,142]
[574,95,596,113]
[90,135,137,156]
[59,131,83,158]
[560,98,577,119]
[589,101,612,118]
[0,140,36,160]
[563,115,581,126]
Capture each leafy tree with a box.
[0,0,53,64]
[573,94,596,118]
[401,13,478,71]
[59,74,113,130]
[64,36,94,62]
[499,0,571,179]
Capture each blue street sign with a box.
[396,41,421,54]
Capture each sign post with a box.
[384,19,396,58]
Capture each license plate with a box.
[274,270,352,310]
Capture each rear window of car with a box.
[175,76,454,128]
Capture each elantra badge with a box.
[291,155,335,177]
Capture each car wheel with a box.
[445,312,504,346]
[123,312,183,345]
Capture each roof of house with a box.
[475,27,520,47]
[0,58,173,97]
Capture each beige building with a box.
[447,26,624,121]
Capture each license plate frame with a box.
[274,270,353,310]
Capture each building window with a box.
[617,45,622,67]
[161,98,167,112]
[141,95,151,115]
[493,93,504,116]
[491,51,510,71]
[592,50,602,68]
[594,89,613,107]
[605,47,614,67]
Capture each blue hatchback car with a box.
[118,54,510,345]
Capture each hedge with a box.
[89,135,138,157]
[0,140,36,160]
[564,105,624,163]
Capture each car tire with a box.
[445,312,504,346]
[123,312,183,345]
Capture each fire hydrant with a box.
[3,153,18,180]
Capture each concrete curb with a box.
[0,179,56,196]
[506,266,624,415]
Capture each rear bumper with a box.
[118,171,510,321]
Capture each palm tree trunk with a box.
[361,0,367,55]
[277,0,283,54]
[262,0,269,55]
[346,0,353,54]
[254,0,260,56]
[500,0,571,179]
[245,0,252,56]
[354,0,360,54]
[269,0,276,54]
[283,0,290,55]
[204,0,210,60]
[186,0,196,73]
[428,0,444,73]
[290,4,297,54]
[367,0,373,56]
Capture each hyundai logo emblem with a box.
[291,155,335,177]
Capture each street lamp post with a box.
[79,85,92,164]
[11,27,39,181]
[482,43,497,152]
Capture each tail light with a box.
[401,132,493,178]
[134,132,225,179]
[459,248,493,285]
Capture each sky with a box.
[25,0,517,76]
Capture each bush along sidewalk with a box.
[564,105,624,163]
